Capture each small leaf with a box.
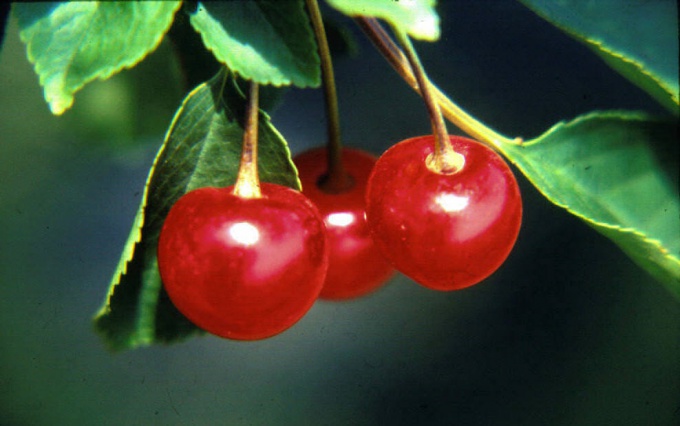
[519,0,679,113]
[93,70,301,351]
[13,1,181,115]
[189,0,320,87]
[501,111,679,297]
[325,0,440,41]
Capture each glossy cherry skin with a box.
[157,183,328,340]
[365,135,522,291]
[294,147,394,300]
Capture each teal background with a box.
[1,2,678,425]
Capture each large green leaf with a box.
[325,0,440,41]
[93,70,301,351]
[189,0,320,87]
[519,0,679,113]
[13,1,181,115]
[500,111,679,297]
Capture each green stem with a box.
[394,29,463,174]
[305,0,352,193]
[356,17,521,148]
[234,82,261,199]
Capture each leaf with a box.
[518,0,679,113]
[501,111,680,297]
[325,0,440,41]
[189,0,320,87]
[93,70,301,351]
[13,1,181,115]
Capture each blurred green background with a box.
[1,2,678,425]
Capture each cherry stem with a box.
[355,17,522,149]
[234,81,262,199]
[305,0,353,193]
[393,28,463,174]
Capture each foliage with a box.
[93,70,300,350]
[502,112,679,296]
[519,0,679,113]
[13,2,181,114]
[188,1,320,87]
[7,0,678,350]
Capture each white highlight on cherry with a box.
[435,193,469,213]
[228,222,260,246]
[327,212,355,227]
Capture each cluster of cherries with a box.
[156,5,522,341]
[157,134,522,341]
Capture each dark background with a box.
[1,2,678,425]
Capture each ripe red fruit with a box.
[157,183,328,340]
[294,147,394,300]
[365,135,522,290]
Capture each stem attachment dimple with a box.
[234,82,262,199]
[305,0,353,193]
[393,29,464,175]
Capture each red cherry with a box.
[294,147,394,300]
[157,183,328,340]
[365,135,522,290]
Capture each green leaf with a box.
[501,111,680,297]
[93,70,301,351]
[13,1,181,115]
[189,0,320,87]
[325,0,440,41]
[518,0,679,113]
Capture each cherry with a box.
[157,183,328,340]
[365,135,522,291]
[294,147,394,300]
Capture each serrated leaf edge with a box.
[517,109,653,148]
[584,38,678,109]
[503,111,680,293]
[93,80,211,321]
[514,156,680,293]
[190,1,320,88]
[518,3,678,112]
[17,1,182,115]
